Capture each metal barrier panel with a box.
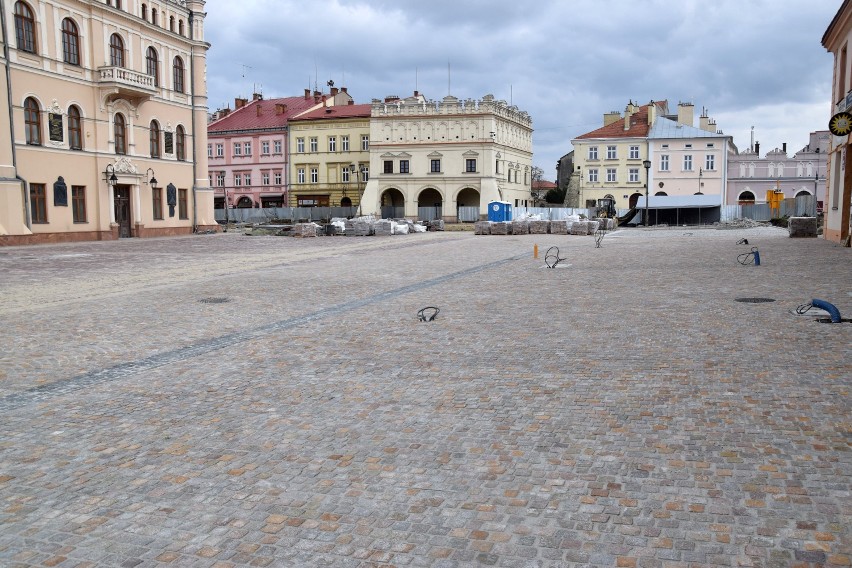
[381,206,405,219]
[457,206,480,222]
[417,207,442,221]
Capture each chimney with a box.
[348,99,354,105]
[648,100,656,125]
[341,87,348,94]
[782,142,787,153]
[699,115,710,131]
[603,111,621,126]
[623,104,632,131]
[235,97,248,109]
[252,92,263,101]
[677,102,694,127]
[275,103,286,115]
[322,94,327,104]
[755,141,760,156]
[256,104,262,116]
[414,90,419,97]
[304,88,310,100]
[330,87,339,96]
[314,90,321,103]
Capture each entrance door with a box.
[114,186,132,238]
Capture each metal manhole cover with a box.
[735,297,776,303]
[199,297,230,304]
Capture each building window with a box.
[361,135,369,150]
[243,142,251,155]
[629,168,639,182]
[588,146,598,160]
[705,154,715,171]
[296,138,304,153]
[114,113,126,154]
[629,145,640,159]
[328,136,336,152]
[141,3,147,19]
[342,135,349,151]
[61,18,80,65]
[72,185,87,223]
[178,188,188,219]
[262,172,270,185]
[399,160,409,173]
[179,20,184,36]
[431,159,441,173]
[465,159,477,172]
[169,15,175,32]
[68,105,82,150]
[297,168,305,183]
[216,143,223,157]
[30,183,47,223]
[207,144,212,158]
[606,168,617,182]
[14,1,37,54]
[176,125,185,161]
[261,141,270,155]
[606,145,617,159]
[683,155,693,171]
[216,172,225,186]
[149,120,161,158]
[152,186,163,220]
[146,46,159,86]
[273,140,282,154]
[342,166,350,183]
[274,171,282,185]
[234,174,241,186]
[685,144,692,149]
[23,97,41,145]
[309,137,318,152]
[233,142,241,156]
[151,8,157,26]
[660,155,669,171]
[173,57,185,93]
[361,166,369,182]
[244,173,251,186]
[588,168,598,182]
[383,160,393,174]
[109,34,124,67]
[310,167,318,183]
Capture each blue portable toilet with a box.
[488,201,513,222]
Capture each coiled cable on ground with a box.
[417,306,439,322]
[737,247,760,265]
[736,238,749,245]
[545,246,566,269]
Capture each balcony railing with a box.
[98,66,157,100]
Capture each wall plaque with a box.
[164,132,174,154]
[49,113,63,142]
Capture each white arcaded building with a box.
[359,92,533,222]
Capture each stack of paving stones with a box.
[550,219,569,234]
[529,220,549,234]
[490,221,510,235]
[512,220,530,234]
[291,223,317,238]
[373,220,394,236]
[427,219,445,231]
[571,220,590,235]
[474,220,491,235]
[788,216,817,237]
[596,218,616,230]
[345,219,373,236]
[587,220,600,233]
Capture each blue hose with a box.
[812,299,842,323]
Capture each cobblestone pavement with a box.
[0,227,849,568]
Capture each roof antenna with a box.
[448,60,451,96]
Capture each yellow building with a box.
[0,0,214,245]
[288,102,371,210]
[822,1,852,245]
[571,101,664,211]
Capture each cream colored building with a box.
[0,0,213,245]
[288,101,371,209]
[822,1,852,245]
[360,92,533,221]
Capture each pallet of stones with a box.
[292,223,318,238]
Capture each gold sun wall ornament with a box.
[829,111,852,136]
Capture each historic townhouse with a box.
[726,132,828,207]
[206,88,353,211]
[822,2,852,245]
[287,101,371,209]
[572,101,665,211]
[359,92,533,221]
[0,0,214,244]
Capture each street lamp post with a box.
[642,159,651,227]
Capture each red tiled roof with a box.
[532,180,557,190]
[291,103,372,121]
[575,101,666,140]
[208,95,322,132]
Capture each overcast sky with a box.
[205,0,839,181]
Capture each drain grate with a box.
[735,297,776,303]
[817,318,852,324]
[199,297,230,304]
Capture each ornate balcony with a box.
[97,66,157,104]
